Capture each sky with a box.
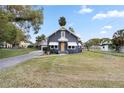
[30,5,124,43]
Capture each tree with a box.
[112,29,124,52]
[35,34,46,49]
[88,38,101,46]
[0,23,16,43]
[84,41,91,51]
[59,16,66,26]
[84,38,101,51]
[0,5,44,48]
[101,38,111,43]
[36,34,46,43]
[0,5,43,34]
[69,27,75,33]
[0,21,28,48]
[13,29,26,47]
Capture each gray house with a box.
[47,27,82,54]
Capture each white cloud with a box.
[100,31,107,34]
[93,10,124,20]
[78,5,93,14]
[102,25,112,30]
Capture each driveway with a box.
[0,50,43,70]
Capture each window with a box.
[61,31,65,37]
[68,46,71,49]
[72,46,75,49]
[68,46,75,50]
[51,45,54,49]
[55,45,58,49]
[50,45,58,49]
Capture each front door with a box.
[60,42,65,52]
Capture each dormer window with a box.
[61,31,65,37]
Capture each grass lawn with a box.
[0,48,37,59]
[0,51,124,87]
[91,50,124,57]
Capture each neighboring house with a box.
[38,39,47,51]
[19,41,30,48]
[0,41,31,48]
[0,42,13,48]
[89,45,101,51]
[47,27,82,54]
[100,41,112,51]
[90,45,101,50]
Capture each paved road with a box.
[0,50,43,70]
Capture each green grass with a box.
[0,48,37,59]
[91,50,124,57]
[0,51,124,87]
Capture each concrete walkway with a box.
[0,50,43,70]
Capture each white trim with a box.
[58,30,68,42]
[58,37,68,42]
[68,29,80,39]
[78,43,82,46]
[61,31,65,37]
[49,42,58,45]
[68,42,77,46]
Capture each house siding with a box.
[48,30,61,42]
[65,31,78,42]
[67,46,82,54]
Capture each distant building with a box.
[1,42,12,48]
[19,41,31,48]
[90,45,101,50]
[100,41,112,51]
[0,41,32,49]
[38,39,47,51]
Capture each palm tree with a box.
[113,29,124,52]
[58,17,66,26]
[36,34,46,45]
[36,34,46,49]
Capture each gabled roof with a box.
[100,41,112,45]
[47,27,81,41]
